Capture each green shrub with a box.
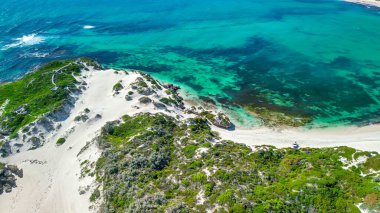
[90,188,100,202]
[56,138,66,145]
[113,82,123,91]
[159,97,177,106]
[0,162,5,170]
[191,172,207,184]
[204,182,215,197]
[217,190,235,205]
[183,144,198,157]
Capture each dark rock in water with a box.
[139,97,152,104]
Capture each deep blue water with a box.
[1,0,380,126]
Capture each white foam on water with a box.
[1,34,45,50]
[83,25,95,29]
[20,52,49,58]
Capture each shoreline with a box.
[0,62,379,212]
[344,0,380,8]
[215,123,380,153]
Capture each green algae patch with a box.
[91,113,380,212]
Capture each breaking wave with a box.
[2,34,45,50]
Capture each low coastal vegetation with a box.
[113,82,123,92]
[56,138,66,145]
[0,58,95,138]
[90,113,380,212]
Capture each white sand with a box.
[0,66,379,212]
[344,0,380,8]
[214,124,380,153]
[0,68,187,213]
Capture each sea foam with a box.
[83,25,95,29]
[2,34,45,50]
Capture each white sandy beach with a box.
[0,66,379,213]
[344,0,380,8]
[216,124,380,153]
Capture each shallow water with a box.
[1,0,380,126]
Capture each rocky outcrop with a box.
[199,111,232,129]
[46,96,77,122]
[212,112,232,129]
[0,164,23,194]
[131,77,155,96]
[0,141,11,157]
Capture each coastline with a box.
[0,61,379,212]
[344,0,380,8]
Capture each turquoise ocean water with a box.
[1,0,380,126]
